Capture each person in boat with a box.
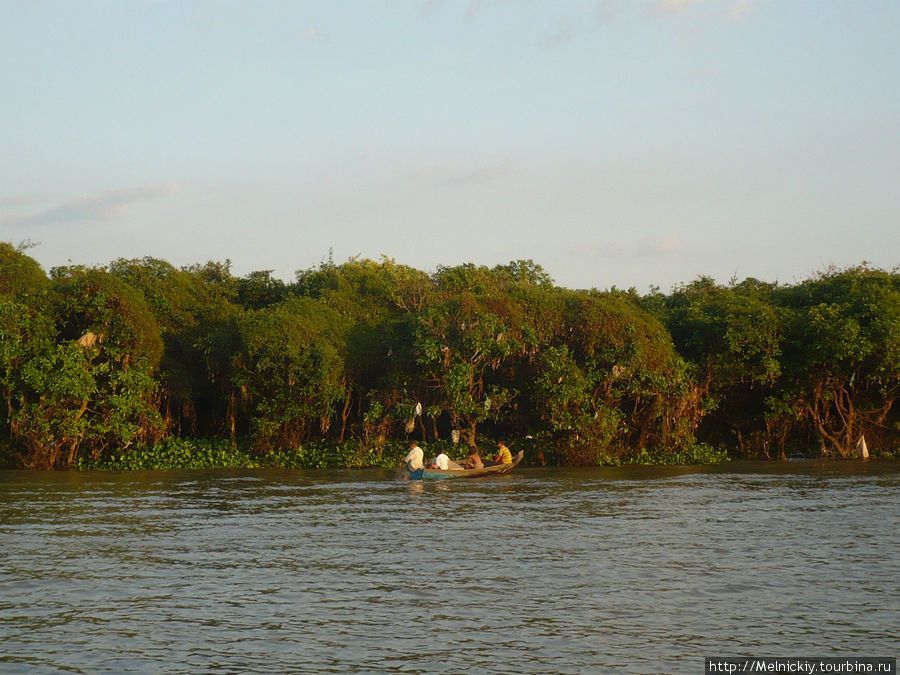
[464,445,483,470]
[403,440,424,478]
[493,441,512,464]
[429,448,450,470]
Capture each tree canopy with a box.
[1,247,896,469]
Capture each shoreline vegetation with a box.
[1,242,897,470]
[72,436,732,472]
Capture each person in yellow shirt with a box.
[493,441,512,464]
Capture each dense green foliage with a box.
[1,244,896,469]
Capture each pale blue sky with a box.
[2,0,898,291]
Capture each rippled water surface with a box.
[1,461,898,673]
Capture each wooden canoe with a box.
[420,450,523,480]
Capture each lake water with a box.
[1,461,898,674]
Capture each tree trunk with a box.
[417,414,427,441]
[339,386,352,444]
[430,415,439,441]
[228,392,236,444]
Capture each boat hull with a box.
[419,450,523,480]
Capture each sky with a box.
[1,0,898,292]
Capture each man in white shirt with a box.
[403,441,424,476]
[429,449,450,470]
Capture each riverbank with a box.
[73,437,737,471]
[31,438,900,471]
[0,436,735,471]
[4,435,893,472]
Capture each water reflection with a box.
[1,461,898,674]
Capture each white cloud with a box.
[573,235,682,259]
[638,235,681,255]
[298,27,325,43]
[653,0,759,20]
[0,193,64,210]
[596,1,622,25]
[654,0,703,14]
[539,18,577,49]
[1,184,178,228]
[407,159,518,189]
[730,0,755,20]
